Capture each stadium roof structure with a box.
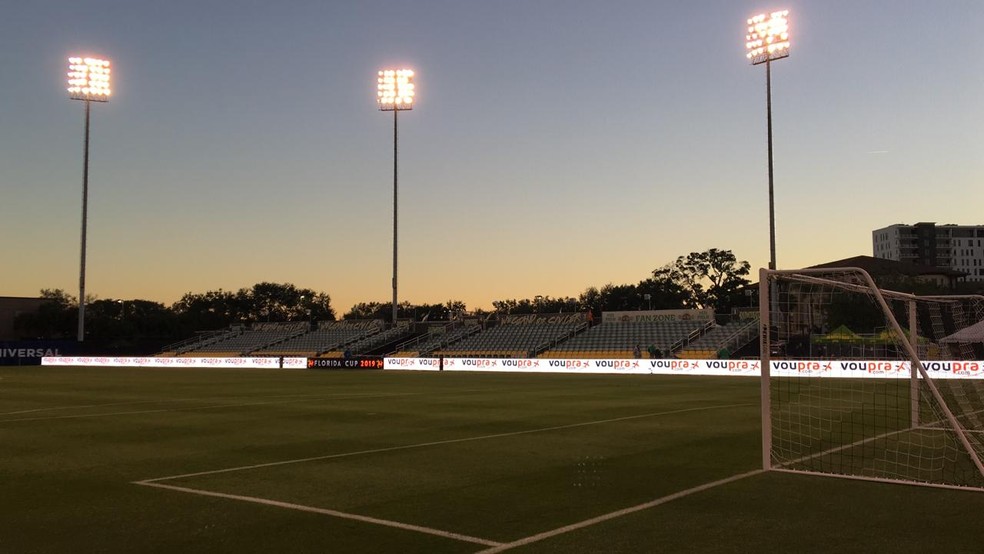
[807,255,967,287]
[940,320,984,344]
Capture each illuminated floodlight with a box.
[67,57,112,102]
[744,11,790,271]
[375,67,417,325]
[746,10,790,65]
[377,68,415,111]
[65,54,113,341]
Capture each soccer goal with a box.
[759,267,984,491]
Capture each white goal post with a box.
[759,267,984,491]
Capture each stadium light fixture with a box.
[377,69,415,110]
[68,57,112,101]
[67,56,112,343]
[377,68,415,326]
[745,11,789,271]
[746,11,790,66]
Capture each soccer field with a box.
[2,366,982,553]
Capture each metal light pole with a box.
[376,69,415,326]
[67,56,112,342]
[746,11,789,271]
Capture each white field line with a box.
[778,412,984,471]
[136,402,754,484]
[136,481,502,548]
[1,399,180,415]
[772,468,984,493]
[776,427,910,470]
[477,469,766,553]
[0,392,422,423]
[921,406,984,430]
[0,393,328,416]
[134,403,755,547]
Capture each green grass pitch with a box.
[2,366,983,553]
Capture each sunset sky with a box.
[2,0,982,314]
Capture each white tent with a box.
[939,320,984,343]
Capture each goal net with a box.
[759,267,984,491]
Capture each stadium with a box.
[5,4,984,553]
[5,265,984,552]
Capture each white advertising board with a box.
[41,356,308,369]
[384,357,984,379]
[39,355,984,379]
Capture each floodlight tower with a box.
[376,68,415,326]
[67,56,112,342]
[746,11,789,271]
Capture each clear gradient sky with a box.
[3,1,982,313]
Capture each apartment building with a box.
[873,222,984,282]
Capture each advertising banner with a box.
[2,341,77,366]
[36,355,984,379]
[499,314,586,326]
[41,356,308,369]
[307,357,385,370]
[603,309,714,324]
[383,357,984,379]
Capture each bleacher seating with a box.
[160,311,763,361]
[435,315,586,358]
[255,320,385,357]
[159,326,245,356]
[676,318,758,359]
[540,319,707,359]
[331,324,414,356]
[393,322,482,357]
[180,322,310,356]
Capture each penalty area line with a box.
[133,480,502,548]
[138,402,754,483]
[477,469,766,553]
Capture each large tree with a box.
[171,289,245,331]
[595,284,640,312]
[13,289,77,339]
[653,248,751,313]
[492,296,579,315]
[84,299,178,340]
[240,282,334,323]
[14,290,181,342]
[635,277,689,311]
[171,283,335,330]
[576,280,687,316]
[343,300,467,322]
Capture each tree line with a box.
[15,248,752,342]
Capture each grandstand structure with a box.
[391,321,483,357]
[431,314,587,359]
[159,309,762,360]
[542,319,703,359]
[162,326,248,356]
[161,321,413,358]
[675,317,759,359]
[536,308,759,359]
